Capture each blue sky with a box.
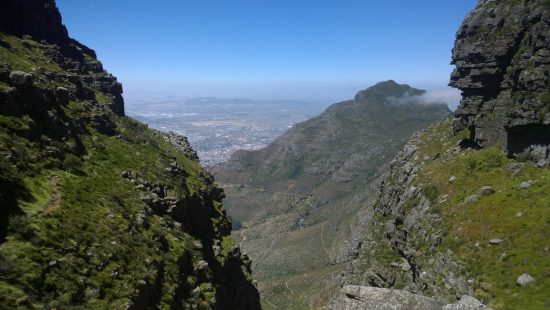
[56,0,478,103]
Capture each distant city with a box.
[126,97,331,167]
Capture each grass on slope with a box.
[412,120,550,310]
[0,115,214,309]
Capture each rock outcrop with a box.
[160,130,200,161]
[0,0,124,117]
[329,286,490,310]
[451,0,550,156]
[0,1,260,309]
[333,1,550,309]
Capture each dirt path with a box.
[239,224,248,248]
[285,280,295,295]
[320,222,331,259]
[44,176,61,214]
[220,183,313,199]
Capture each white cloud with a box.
[387,87,461,110]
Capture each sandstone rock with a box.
[516,273,536,286]
[329,286,444,310]
[506,163,524,172]
[464,195,478,204]
[518,181,532,190]
[55,86,70,104]
[529,145,548,161]
[450,0,550,154]
[9,71,33,87]
[401,259,412,272]
[160,131,199,161]
[537,159,549,168]
[195,260,209,271]
[442,295,490,309]
[478,186,495,196]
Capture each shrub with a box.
[7,215,34,239]
[62,154,82,173]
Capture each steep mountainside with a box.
[214,81,450,309]
[0,1,260,309]
[334,1,550,309]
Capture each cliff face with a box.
[451,0,550,156]
[215,81,451,309]
[0,0,69,44]
[0,1,260,309]
[334,1,550,309]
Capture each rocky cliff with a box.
[451,0,550,157]
[215,81,451,309]
[334,1,550,309]
[0,1,260,309]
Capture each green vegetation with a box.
[411,119,550,309]
[0,33,245,309]
[217,81,451,309]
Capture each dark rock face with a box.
[0,0,69,44]
[120,171,261,310]
[338,127,474,302]
[451,0,550,155]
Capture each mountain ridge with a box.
[0,0,261,308]
[215,81,451,309]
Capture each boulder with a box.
[329,286,444,310]
[518,181,532,190]
[478,186,495,196]
[329,286,491,310]
[516,273,536,286]
[55,87,70,105]
[443,295,490,309]
[9,71,33,87]
[464,195,478,204]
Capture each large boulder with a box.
[329,286,490,310]
[329,286,444,310]
[9,71,33,87]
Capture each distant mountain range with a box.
[214,80,451,308]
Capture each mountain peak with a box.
[354,80,425,103]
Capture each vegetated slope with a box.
[0,0,260,309]
[214,81,451,309]
[333,1,550,309]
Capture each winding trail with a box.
[220,183,312,199]
[239,224,248,248]
[320,222,330,258]
[285,280,295,295]
[44,176,61,214]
